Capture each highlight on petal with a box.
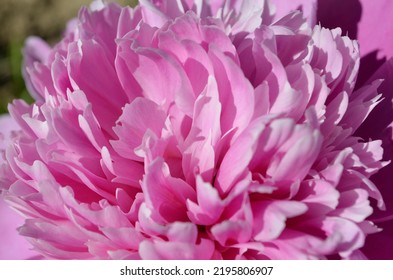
[270,0,317,26]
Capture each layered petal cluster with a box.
[0,0,388,259]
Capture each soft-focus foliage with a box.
[1,0,393,259]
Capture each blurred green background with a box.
[0,0,137,114]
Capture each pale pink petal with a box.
[211,220,252,246]
[187,176,225,225]
[322,217,366,258]
[0,197,37,259]
[216,119,265,194]
[252,200,308,241]
[22,37,51,100]
[271,0,317,26]
[139,238,215,260]
[0,114,19,153]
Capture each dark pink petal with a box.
[181,76,221,183]
[317,0,393,85]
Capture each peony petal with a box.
[181,76,221,183]
[22,37,51,100]
[268,128,322,184]
[0,197,37,259]
[0,114,19,153]
[296,179,340,215]
[211,220,252,246]
[271,0,317,26]
[252,200,308,241]
[215,118,266,194]
[142,158,196,223]
[322,217,366,258]
[187,176,225,225]
[111,97,166,161]
[139,238,215,260]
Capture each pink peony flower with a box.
[0,0,392,259]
